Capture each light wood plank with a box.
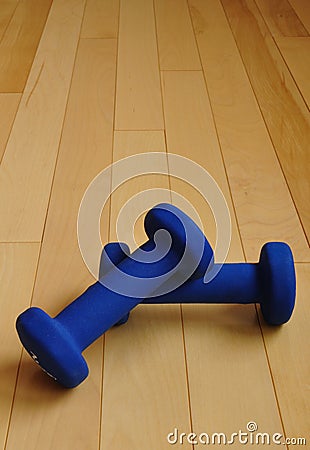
[0,1,308,447]
[115,0,164,130]
[0,0,18,42]
[221,0,310,243]
[109,131,170,248]
[0,0,85,242]
[260,263,310,441]
[5,38,117,450]
[0,93,20,161]
[101,305,191,450]
[6,345,103,450]
[183,304,287,444]
[162,70,285,443]
[189,0,309,262]
[255,0,308,37]
[81,0,119,38]
[162,70,243,262]
[190,1,309,441]
[276,36,310,108]
[154,0,201,70]
[289,0,310,33]
[26,37,116,314]
[0,0,53,93]
[0,243,40,449]
[101,131,191,450]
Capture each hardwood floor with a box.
[0,1,309,449]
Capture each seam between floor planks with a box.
[273,36,310,111]
[154,5,208,438]
[0,0,87,242]
[219,0,310,252]
[0,243,41,449]
[254,2,310,111]
[221,0,310,244]
[2,2,88,446]
[0,1,308,448]
[154,5,194,434]
[99,1,120,443]
[240,40,310,249]
[185,0,248,263]
[256,309,290,446]
[0,94,21,164]
[36,27,87,249]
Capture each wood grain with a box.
[101,131,191,450]
[0,1,309,448]
[0,0,18,42]
[28,37,116,313]
[109,131,170,247]
[221,0,310,243]
[276,36,310,108]
[0,93,20,162]
[5,345,103,450]
[115,0,164,130]
[260,264,310,441]
[255,0,308,36]
[0,0,52,93]
[0,0,85,242]
[183,304,285,443]
[5,38,117,450]
[154,0,201,70]
[289,0,310,32]
[81,0,119,38]
[162,70,243,262]
[189,0,309,262]
[162,69,285,442]
[101,304,192,450]
[0,243,39,449]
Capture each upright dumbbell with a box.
[139,241,295,326]
[16,203,213,388]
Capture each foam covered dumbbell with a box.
[140,241,295,325]
[99,241,131,326]
[16,203,213,388]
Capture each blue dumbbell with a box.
[99,241,131,326]
[129,241,294,326]
[16,204,213,388]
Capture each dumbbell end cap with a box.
[16,307,88,388]
[259,242,296,325]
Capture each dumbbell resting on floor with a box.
[115,241,295,327]
[141,241,296,326]
[16,203,296,388]
[16,203,213,388]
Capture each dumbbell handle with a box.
[143,263,261,304]
[55,241,172,351]
[54,203,214,351]
[55,282,132,351]
[58,263,259,349]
